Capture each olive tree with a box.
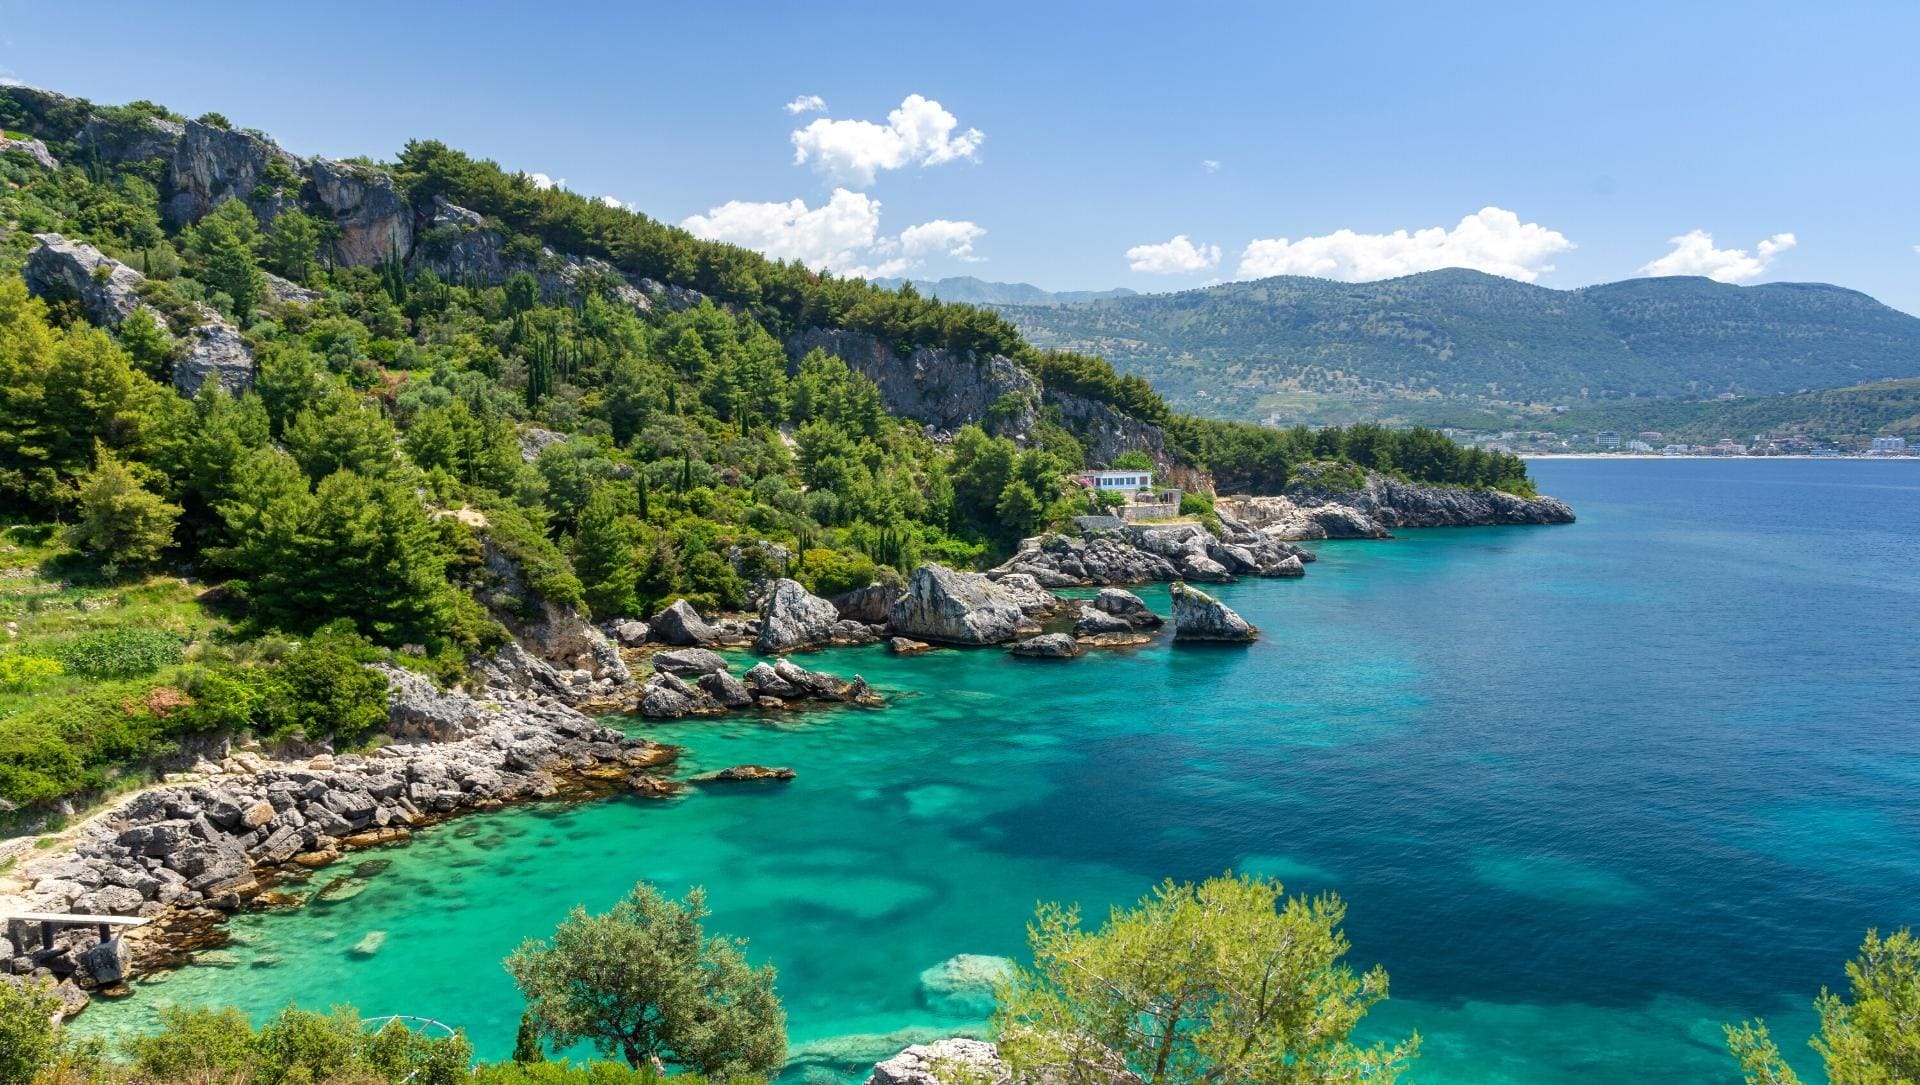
[0,979,60,1085]
[1727,927,1920,1084]
[995,873,1419,1085]
[506,883,786,1079]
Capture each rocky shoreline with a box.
[1217,463,1576,540]
[0,665,679,1014]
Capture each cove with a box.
[77,459,1920,1085]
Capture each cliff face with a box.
[164,120,302,228]
[1044,387,1168,467]
[1219,463,1575,540]
[786,328,1040,439]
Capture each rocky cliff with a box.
[786,328,1040,439]
[1218,463,1575,540]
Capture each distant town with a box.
[1438,430,1914,458]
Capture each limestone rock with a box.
[650,600,717,647]
[379,664,484,742]
[23,233,147,327]
[755,578,841,654]
[1170,582,1258,643]
[887,565,1032,646]
[1092,587,1162,628]
[888,637,935,655]
[308,158,413,266]
[0,134,58,169]
[652,648,730,677]
[830,582,903,625]
[696,670,754,708]
[175,318,255,397]
[786,328,1040,439]
[165,119,302,228]
[1073,605,1133,637]
[692,765,796,783]
[1010,633,1080,659]
[263,271,322,305]
[75,111,183,164]
[79,938,131,987]
[611,620,650,647]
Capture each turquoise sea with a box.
[79,459,1920,1084]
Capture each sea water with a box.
[76,459,1920,1084]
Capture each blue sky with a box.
[5,1,1917,312]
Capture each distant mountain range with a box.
[871,275,1136,307]
[992,269,1920,425]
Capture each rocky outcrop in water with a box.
[830,582,904,625]
[887,564,1050,646]
[786,328,1040,440]
[1218,463,1575,540]
[1010,633,1080,659]
[866,1038,1141,1085]
[1170,582,1258,643]
[1092,587,1163,628]
[2,668,675,986]
[993,518,1309,589]
[635,654,881,719]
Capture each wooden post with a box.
[41,921,54,952]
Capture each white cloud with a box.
[1127,235,1222,274]
[527,172,565,191]
[784,94,828,115]
[1639,230,1796,283]
[1202,159,1221,173]
[900,219,985,262]
[597,194,627,209]
[681,188,983,279]
[1236,207,1574,283]
[790,94,983,187]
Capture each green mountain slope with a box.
[871,275,1136,307]
[1002,269,1920,421]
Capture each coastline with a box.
[1522,452,1918,461]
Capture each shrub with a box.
[47,627,186,679]
[0,977,60,1085]
[0,652,62,693]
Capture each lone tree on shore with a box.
[995,872,1419,1085]
[1726,927,1920,1085]
[505,883,786,1079]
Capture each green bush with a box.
[797,547,879,599]
[46,627,187,679]
[126,1004,473,1085]
[0,977,60,1085]
[0,652,62,693]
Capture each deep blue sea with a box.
[81,458,1920,1083]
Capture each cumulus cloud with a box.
[784,94,828,115]
[1126,235,1222,274]
[900,219,985,262]
[1236,207,1574,283]
[1639,230,1796,283]
[681,188,983,279]
[527,172,565,191]
[597,194,628,209]
[791,94,983,186]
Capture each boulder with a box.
[1177,551,1234,584]
[742,662,800,698]
[650,600,717,647]
[0,134,58,169]
[692,765,796,783]
[1092,587,1163,627]
[380,664,485,742]
[1010,633,1080,659]
[830,582,903,625]
[696,670,754,708]
[888,637,935,655]
[755,578,841,653]
[651,648,730,677]
[1169,582,1258,643]
[78,937,131,987]
[1073,605,1133,637]
[174,318,255,397]
[887,565,1031,646]
[867,1039,1005,1085]
[611,620,650,647]
[23,233,147,327]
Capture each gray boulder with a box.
[755,578,841,653]
[830,582,903,625]
[697,670,754,708]
[1170,582,1258,643]
[174,319,256,397]
[0,134,58,170]
[611,620,649,647]
[1092,587,1162,627]
[888,565,1032,646]
[78,937,131,987]
[1178,551,1234,584]
[1010,633,1080,659]
[1073,605,1133,637]
[652,648,730,677]
[23,233,147,327]
[868,1039,1004,1085]
[650,600,717,647]
[379,664,484,742]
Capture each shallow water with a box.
[79,459,1920,1084]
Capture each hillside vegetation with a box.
[0,86,1539,817]
[1003,268,1920,422]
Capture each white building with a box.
[1079,469,1154,493]
[1871,436,1908,453]
[1596,431,1622,449]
